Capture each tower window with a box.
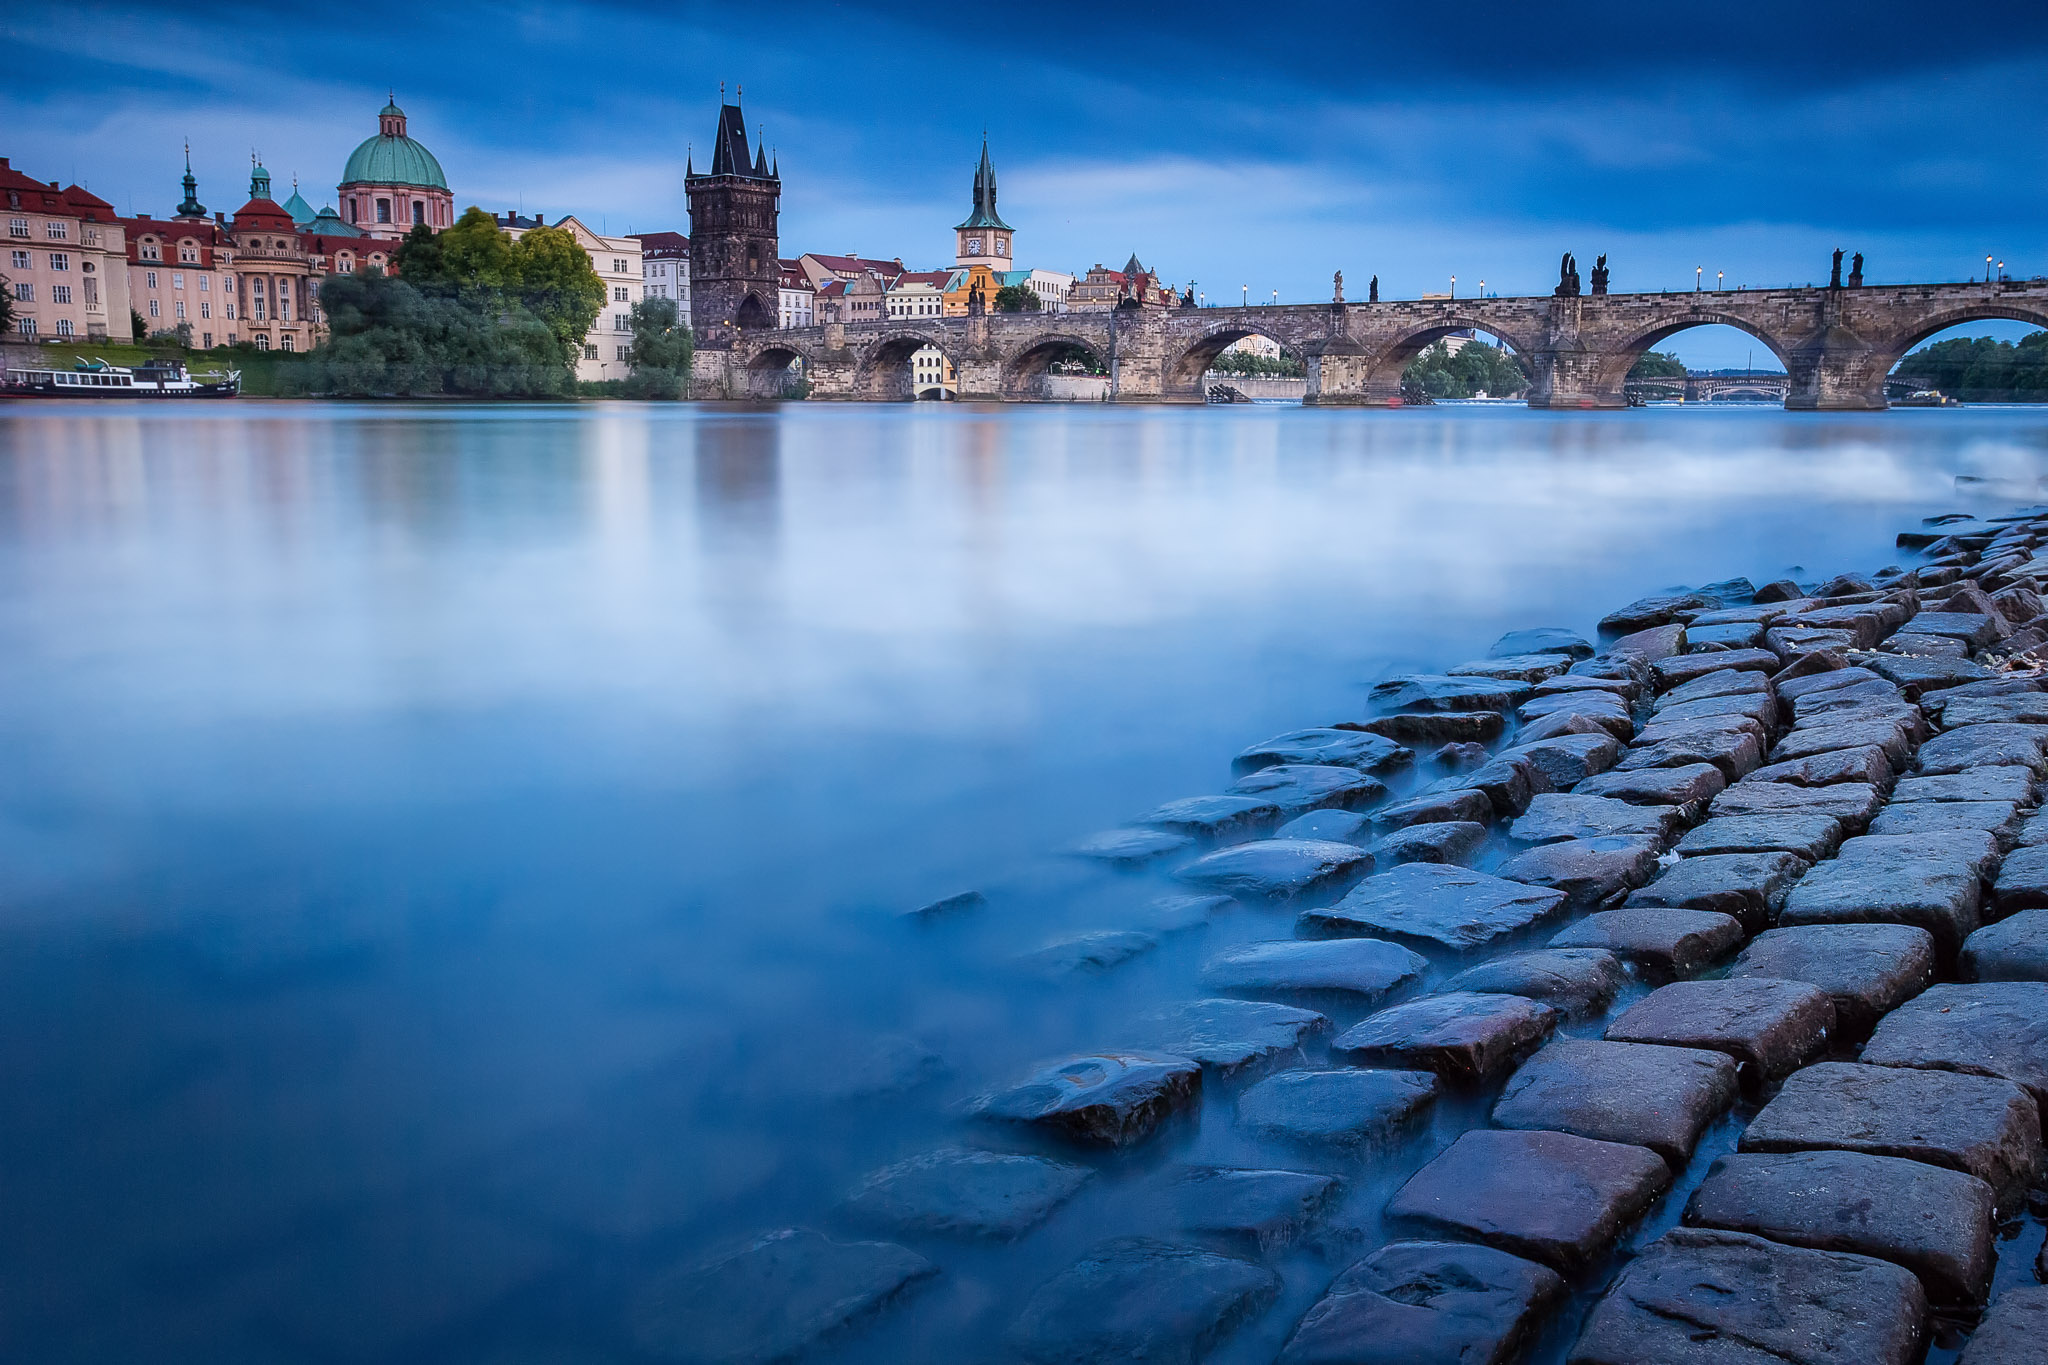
[376,198,391,224]
[412,201,424,225]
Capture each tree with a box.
[296,271,571,397]
[131,309,147,340]
[1894,332,2048,400]
[510,225,606,364]
[993,283,1040,313]
[1403,339,1530,398]
[399,206,518,303]
[1627,349,1689,380]
[0,274,14,333]
[623,296,693,398]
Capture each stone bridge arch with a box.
[735,342,814,399]
[998,331,1111,400]
[1590,310,1799,403]
[1159,316,1326,401]
[1357,313,1546,405]
[853,328,958,402]
[1869,302,2048,374]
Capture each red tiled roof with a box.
[804,253,906,280]
[632,230,689,255]
[892,270,952,287]
[231,198,298,229]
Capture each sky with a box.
[6,1,2045,365]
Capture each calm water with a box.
[1,400,2045,1362]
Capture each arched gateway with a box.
[696,280,2048,411]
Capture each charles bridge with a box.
[692,279,2048,410]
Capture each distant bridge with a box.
[691,279,2048,409]
[1628,370,1791,402]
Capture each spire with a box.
[249,150,270,202]
[706,94,760,178]
[177,139,206,219]
[686,143,694,176]
[955,134,1013,233]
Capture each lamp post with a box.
[1241,285,1248,308]
[1717,270,1724,292]
[1478,278,1485,298]
[1696,266,1702,293]
[1987,255,1995,284]
[1998,260,2006,283]
[1450,274,1457,299]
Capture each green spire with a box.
[176,140,206,218]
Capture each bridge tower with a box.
[685,94,781,348]
[953,138,1013,272]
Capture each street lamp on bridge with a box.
[1988,255,1995,284]
[1450,274,1456,299]
[1696,266,1702,293]
[1718,271,1724,292]
[1241,285,1248,308]
[1271,289,1278,307]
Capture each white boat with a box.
[2,355,241,398]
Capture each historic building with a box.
[777,260,814,328]
[795,252,905,292]
[1069,254,1183,311]
[633,231,691,320]
[2,156,134,342]
[954,139,1013,272]
[685,97,781,345]
[337,98,453,239]
[498,213,643,382]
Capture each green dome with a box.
[341,131,447,190]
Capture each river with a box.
[0,400,2042,1362]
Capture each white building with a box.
[632,231,690,323]
[778,260,815,328]
[500,213,643,383]
[999,267,1072,313]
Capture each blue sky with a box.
[7,1,2044,364]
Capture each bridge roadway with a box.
[693,279,2048,409]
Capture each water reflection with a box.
[0,401,2042,1361]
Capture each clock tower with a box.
[953,138,1014,271]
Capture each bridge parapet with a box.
[699,280,2048,410]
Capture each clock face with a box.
[966,238,983,255]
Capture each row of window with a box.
[8,218,68,239]
[15,317,81,336]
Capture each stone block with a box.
[1276,1241,1564,1365]
[1959,1286,2048,1364]
[1838,828,2001,878]
[1141,794,1282,841]
[1861,981,2048,1110]
[1499,732,1622,789]
[1903,610,2004,646]
[1600,593,1716,634]
[1442,948,1626,1018]
[1234,727,1413,776]
[977,1053,1203,1148]
[1684,1150,1993,1305]
[1623,851,1809,930]
[1708,779,1885,829]
[1350,712,1506,745]
[1235,1068,1440,1147]
[1201,938,1427,1006]
[1366,820,1488,867]
[1728,924,1937,1035]
[1229,763,1391,816]
[1508,792,1682,847]
[1867,799,2021,838]
[1652,647,1778,687]
[1069,828,1195,864]
[1330,991,1556,1084]
[1893,766,2038,804]
[1941,693,2048,727]
[1661,666,1774,704]
[1385,1128,1669,1274]
[1575,762,1726,809]
[1676,812,1844,861]
[844,1149,1094,1240]
[1492,837,1662,912]
[1370,675,1534,713]
[1449,653,1575,683]
[1740,1061,2042,1205]
[1605,977,1836,1084]
[1515,691,1633,741]
[1916,723,2048,776]
[1177,839,1372,899]
[1008,1238,1278,1365]
[1778,854,1983,955]
[1274,809,1372,843]
[1140,999,1329,1077]
[1300,863,1567,952]
[1962,909,2048,983]
[1491,626,1593,659]
[1172,1168,1340,1251]
[1993,844,2048,911]
[1549,907,1745,978]
[1372,787,1495,829]
[1491,1037,1738,1165]
[1744,744,1895,788]
[1568,1228,1926,1365]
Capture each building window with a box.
[375,199,391,224]
[83,279,97,307]
[12,282,31,302]
[613,259,626,273]
[281,333,294,352]
[52,285,71,304]
[85,228,99,245]
[227,333,236,344]
[147,298,158,317]
[45,221,67,239]
[48,252,68,271]
[347,200,357,224]
[141,242,161,261]
[7,219,27,239]
[202,333,212,347]
[583,344,597,359]
[145,270,158,289]
[56,317,73,336]
[412,201,424,225]
[613,313,629,331]
[174,300,185,319]
[199,276,208,291]
[200,302,210,319]
[15,317,35,336]
[225,304,236,320]
[613,286,629,302]
[339,257,352,273]
[8,250,26,270]
[255,334,270,350]
[171,271,183,288]
[617,345,628,360]
[180,244,197,263]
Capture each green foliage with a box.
[993,283,1040,313]
[130,309,146,340]
[1045,342,1106,375]
[291,271,571,397]
[1894,332,2048,400]
[622,296,693,398]
[513,226,608,362]
[1404,338,1529,398]
[1627,349,1690,380]
[0,274,14,332]
[388,208,605,368]
[1208,349,1303,377]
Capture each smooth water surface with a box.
[1,400,2044,1362]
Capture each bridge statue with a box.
[1849,253,1865,289]
[1333,270,1344,305]
[1555,253,1581,298]
[1368,275,1379,303]
[1590,255,1609,295]
[1831,249,1844,289]
[968,280,985,315]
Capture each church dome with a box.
[340,100,448,190]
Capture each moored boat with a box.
[2,355,241,398]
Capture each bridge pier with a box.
[1782,349,1889,411]
[1524,348,1629,410]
